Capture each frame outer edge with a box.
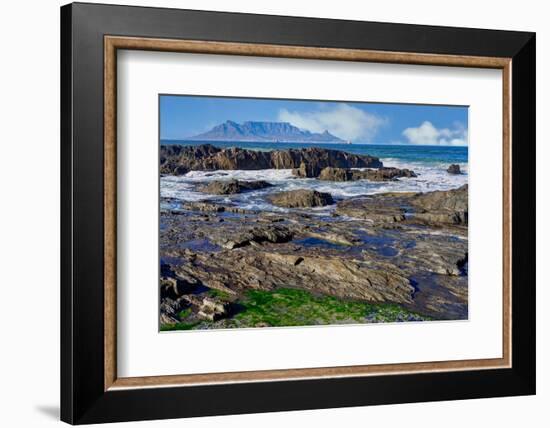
[60,3,75,424]
[510,33,536,392]
[73,2,533,58]
[63,3,536,423]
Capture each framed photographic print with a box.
[60,2,536,424]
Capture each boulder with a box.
[199,179,272,194]
[160,277,179,299]
[358,167,417,182]
[412,184,468,213]
[197,297,229,321]
[318,167,354,181]
[268,189,334,208]
[447,164,461,174]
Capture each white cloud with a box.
[278,104,387,142]
[402,121,468,146]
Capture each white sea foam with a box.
[181,169,294,182]
[161,159,468,214]
[378,158,468,193]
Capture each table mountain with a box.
[187,120,344,143]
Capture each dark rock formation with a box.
[160,262,200,299]
[360,167,417,182]
[182,202,225,213]
[318,166,417,182]
[160,297,184,325]
[211,225,294,249]
[292,161,323,178]
[411,184,468,225]
[318,166,353,181]
[160,144,220,175]
[160,276,180,299]
[336,185,468,225]
[447,164,461,174]
[160,294,232,324]
[182,201,253,214]
[160,144,382,175]
[268,189,334,208]
[199,179,272,195]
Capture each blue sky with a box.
[160,95,468,146]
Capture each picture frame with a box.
[60,2,535,424]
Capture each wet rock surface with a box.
[160,185,469,328]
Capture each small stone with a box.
[447,164,461,174]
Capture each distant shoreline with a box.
[161,139,468,149]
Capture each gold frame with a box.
[104,36,512,391]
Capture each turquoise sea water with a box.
[161,140,468,166]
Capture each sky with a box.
[160,95,468,146]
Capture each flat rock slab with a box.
[336,185,468,225]
[198,179,272,194]
[268,189,335,208]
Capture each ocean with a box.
[160,140,468,213]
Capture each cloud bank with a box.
[402,121,468,146]
[278,104,387,142]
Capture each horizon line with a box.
[159,138,468,148]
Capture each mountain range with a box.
[186,120,344,143]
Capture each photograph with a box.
[159,95,469,331]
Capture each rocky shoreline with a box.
[159,144,468,330]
